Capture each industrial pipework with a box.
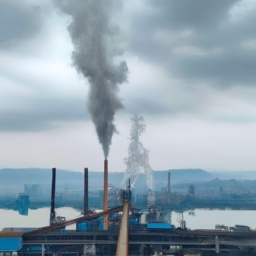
[104,159,108,230]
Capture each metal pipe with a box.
[23,205,123,237]
[84,168,88,215]
[116,200,129,256]
[41,243,45,256]
[50,168,56,225]
[215,236,220,253]
[104,159,108,230]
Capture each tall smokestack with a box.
[168,172,171,203]
[50,168,56,225]
[104,159,108,230]
[84,168,88,215]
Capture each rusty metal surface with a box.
[0,232,24,237]
[104,159,109,230]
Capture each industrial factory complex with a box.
[1,0,256,254]
[1,165,256,256]
[1,116,256,255]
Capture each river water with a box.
[0,207,255,231]
[0,207,80,231]
[172,209,256,230]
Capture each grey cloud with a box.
[124,97,173,115]
[122,89,207,117]
[0,0,42,48]
[172,51,256,86]
[0,95,90,132]
[128,0,256,87]
[145,0,238,31]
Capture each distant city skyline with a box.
[1,0,256,172]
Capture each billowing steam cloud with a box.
[56,0,128,159]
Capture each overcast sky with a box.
[1,0,256,173]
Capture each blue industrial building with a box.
[0,236,22,252]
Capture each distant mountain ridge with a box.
[154,169,213,183]
[152,169,214,192]
[0,168,213,194]
[212,171,256,180]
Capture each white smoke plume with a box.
[121,114,154,191]
[56,0,128,159]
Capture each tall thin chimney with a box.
[168,172,171,203]
[50,168,56,225]
[84,168,88,215]
[104,159,109,230]
[116,199,129,256]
